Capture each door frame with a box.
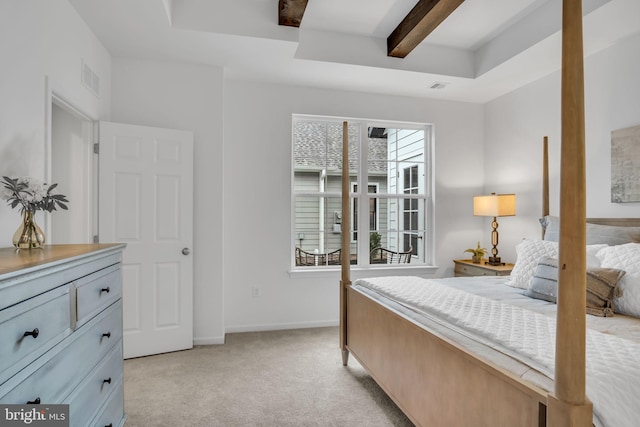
[44,76,98,242]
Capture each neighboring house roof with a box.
[294,121,387,173]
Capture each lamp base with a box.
[486,256,504,266]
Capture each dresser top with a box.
[0,244,126,277]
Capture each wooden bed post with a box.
[542,136,549,217]
[547,0,593,425]
[340,121,351,366]
[542,136,549,238]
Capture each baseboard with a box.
[193,335,226,345]
[224,319,339,334]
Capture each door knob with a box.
[182,248,191,256]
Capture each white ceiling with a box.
[69,0,640,103]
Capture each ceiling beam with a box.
[387,0,465,58]
[279,0,308,27]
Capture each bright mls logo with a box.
[0,405,69,427]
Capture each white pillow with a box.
[596,243,640,318]
[587,244,608,268]
[506,239,558,289]
[506,240,607,290]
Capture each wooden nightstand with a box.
[453,259,514,277]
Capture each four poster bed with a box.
[338,2,640,426]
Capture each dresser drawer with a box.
[0,301,122,404]
[76,264,122,328]
[0,284,71,386]
[0,247,122,312]
[67,342,123,427]
[91,378,125,427]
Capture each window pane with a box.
[410,212,418,230]
[373,197,427,265]
[368,126,426,196]
[294,195,356,267]
[293,120,359,193]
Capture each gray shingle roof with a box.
[294,121,387,173]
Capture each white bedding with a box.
[353,275,640,427]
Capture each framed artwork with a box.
[611,124,640,203]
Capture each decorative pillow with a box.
[505,239,558,289]
[596,243,640,318]
[525,257,558,302]
[540,215,640,245]
[585,269,625,317]
[526,256,625,316]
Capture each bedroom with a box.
[1,0,640,425]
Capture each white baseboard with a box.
[193,335,226,345]
[224,319,338,334]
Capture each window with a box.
[292,116,433,268]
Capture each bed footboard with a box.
[346,286,547,427]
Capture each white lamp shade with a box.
[473,194,516,217]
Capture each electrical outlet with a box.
[251,287,261,298]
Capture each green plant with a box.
[370,231,381,252]
[1,176,69,213]
[464,241,487,258]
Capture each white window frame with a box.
[290,115,436,275]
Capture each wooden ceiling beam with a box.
[279,0,309,28]
[388,0,465,58]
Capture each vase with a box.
[471,255,481,263]
[12,210,45,249]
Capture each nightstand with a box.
[453,259,514,277]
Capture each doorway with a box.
[50,98,96,244]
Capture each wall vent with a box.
[429,82,448,90]
[81,59,100,98]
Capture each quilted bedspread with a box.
[354,276,640,427]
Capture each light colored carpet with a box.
[124,327,414,426]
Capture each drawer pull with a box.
[102,332,111,338]
[27,397,41,405]
[23,328,40,339]
[103,377,112,385]
[100,287,110,294]
[106,424,113,427]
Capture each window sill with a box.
[288,264,439,280]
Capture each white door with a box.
[99,121,194,359]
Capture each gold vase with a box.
[13,210,45,249]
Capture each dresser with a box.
[453,259,514,277]
[0,244,126,427]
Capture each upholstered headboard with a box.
[540,138,640,244]
[540,215,640,244]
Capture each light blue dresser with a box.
[0,244,126,427]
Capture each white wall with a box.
[110,57,225,344]
[223,80,485,332]
[0,0,111,243]
[485,32,640,262]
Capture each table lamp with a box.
[473,193,516,266]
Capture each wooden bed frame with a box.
[339,2,640,426]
